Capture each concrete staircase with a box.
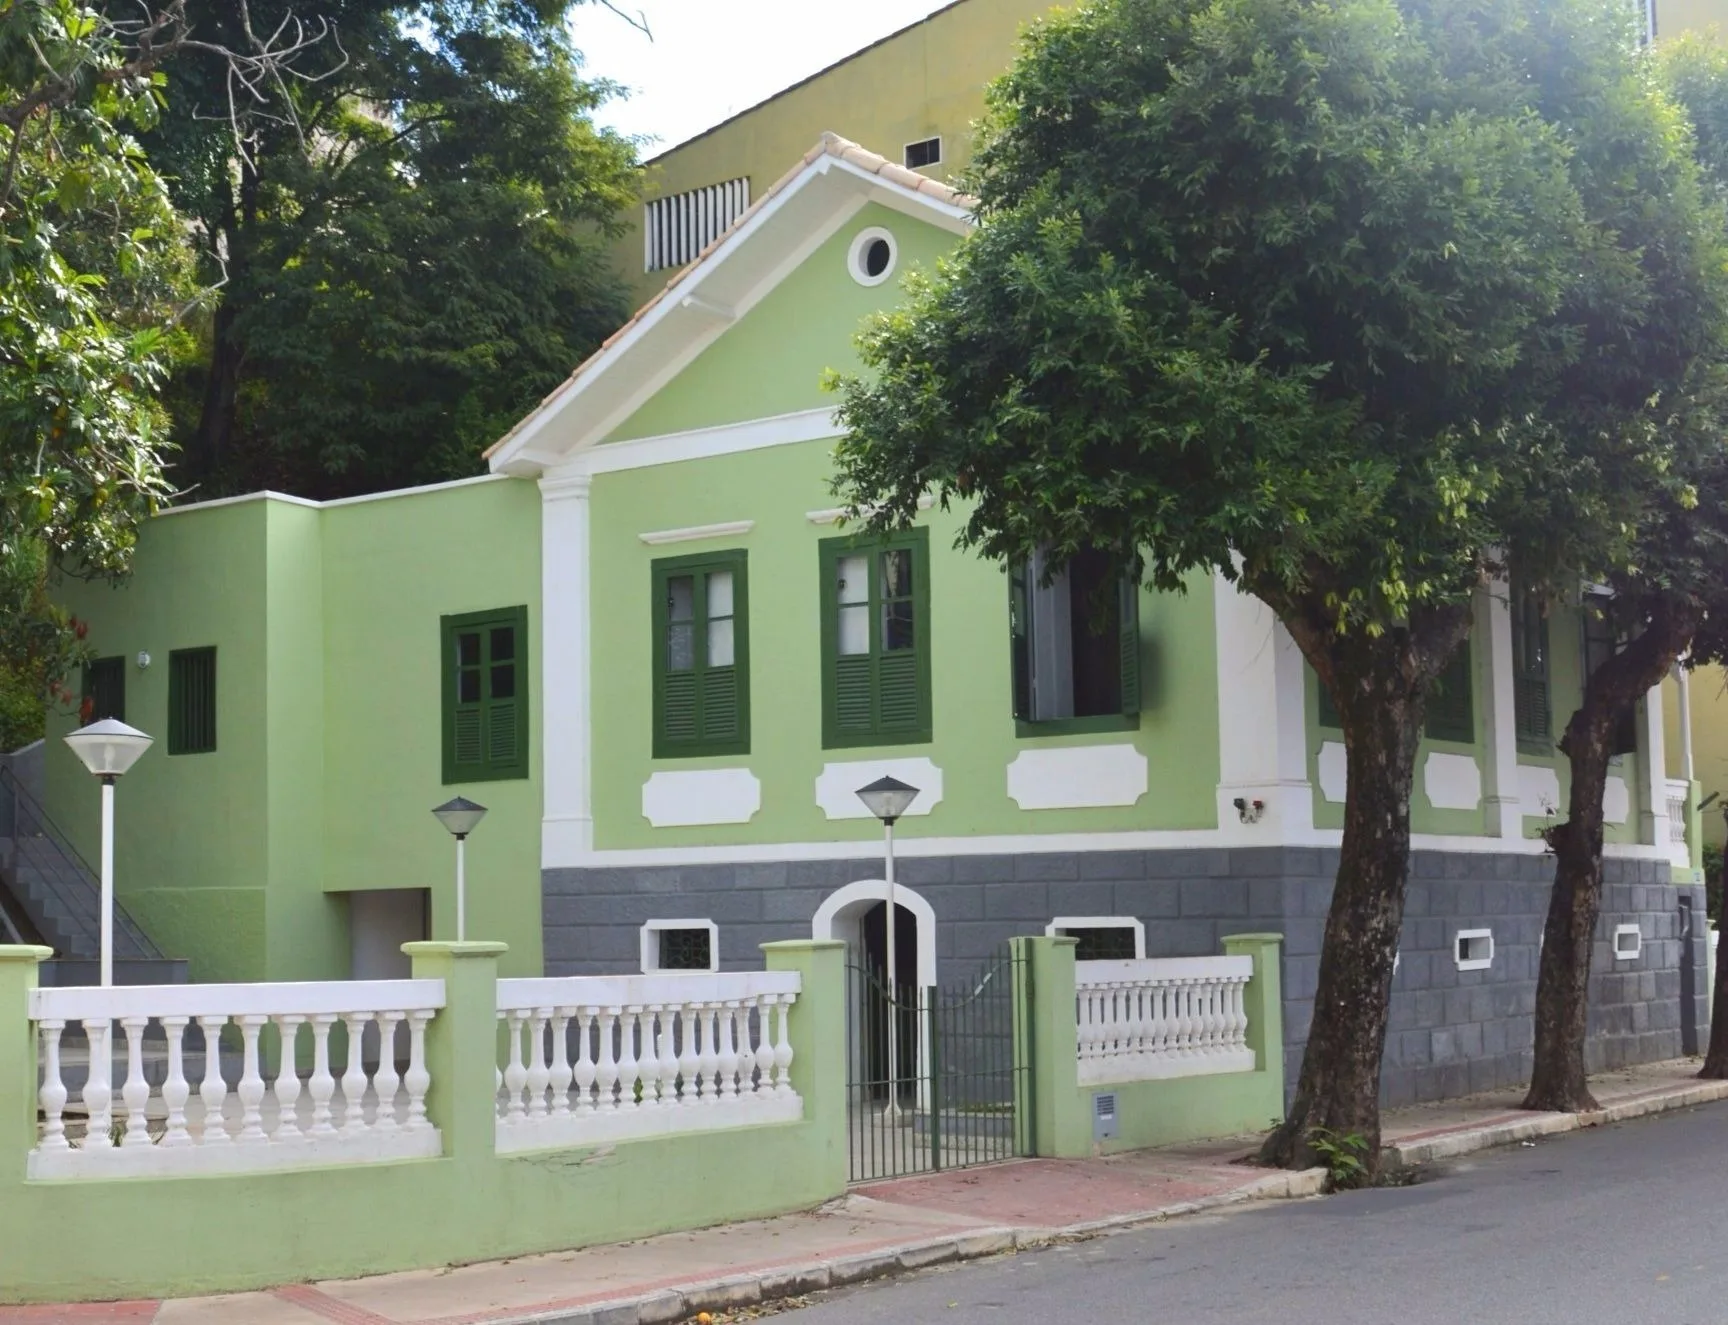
[0,746,187,985]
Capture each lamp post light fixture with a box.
[63,719,153,987]
[431,797,487,942]
[856,775,919,1121]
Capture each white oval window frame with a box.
[848,227,898,287]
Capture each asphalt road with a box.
[787,1103,1728,1325]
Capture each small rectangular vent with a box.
[1093,1092,1118,1141]
[644,177,751,272]
[1613,924,1642,961]
[904,136,942,169]
[1455,929,1494,971]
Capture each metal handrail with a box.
[0,763,162,960]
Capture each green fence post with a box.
[404,940,507,1161]
[1688,780,1705,883]
[0,946,52,1175]
[763,939,848,1197]
[1024,935,1090,1158]
[1222,932,1286,1096]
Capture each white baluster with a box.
[549,1008,574,1117]
[638,1006,662,1106]
[717,1002,740,1101]
[235,1015,268,1145]
[773,995,795,1096]
[699,1005,723,1105]
[573,1007,597,1111]
[526,1008,552,1118]
[503,1010,528,1122]
[1206,980,1224,1055]
[372,1012,402,1131]
[735,1002,757,1097]
[494,1010,504,1110]
[37,1020,68,1151]
[84,1016,114,1151]
[622,1006,647,1109]
[1232,980,1250,1051]
[596,1007,621,1109]
[118,1015,151,1148]
[272,1014,305,1140]
[308,1013,338,1138]
[404,1010,433,1132]
[154,1016,190,1148]
[339,1012,370,1132]
[657,1007,680,1105]
[677,1004,700,1102]
[196,1016,228,1144]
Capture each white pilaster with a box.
[1640,677,1670,849]
[1676,663,1695,782]
[541,468,593,862]
[1479,577,1522,839]
[1213,572,1313,841]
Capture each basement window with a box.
[1454,929,1494,972]
[640,919,718,974]
[904,136,942,169]
[1613,924,1643,962]
[1048,916,1144,961]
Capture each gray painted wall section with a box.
[542,846,1707,1106]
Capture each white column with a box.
[540,468,593,864]
[1676,663,1696,782]
[1212,571,1313,840]
[1641,677,1670,849]
[1479,576,1522,839]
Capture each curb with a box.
[1385,1078,1728,1169]
[492,1167,1328,1324]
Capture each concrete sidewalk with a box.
[10,1057,1725,1325]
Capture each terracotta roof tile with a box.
[484,133,976,461]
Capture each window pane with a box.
[838,605,869,656]
[457,632,481,667]
[707,570,734,619]
[489,626,515,663]
[491,663,516,700]
[880,549,912,600]
[668,621,695,671]
[883,599,915,652]
[837,554,868,605]
[708,617,735,668]
[458,669,482,703]
[666,575,695,623]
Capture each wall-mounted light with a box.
[135,652,151,670]
[1233,796,1266,825]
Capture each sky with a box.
[568,0,951,157]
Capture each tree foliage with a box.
[154,0,639,499]
[830,0,1728,1169]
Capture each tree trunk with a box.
[1259,602,1471,1175]
[1524,597,1699,1112]
[1699,904,1728,1076]
[192,297,243,482]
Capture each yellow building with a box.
[611,0,1728,305]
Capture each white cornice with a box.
[574,408,838,476]
[155,473,513,519]
[638,520,755,545]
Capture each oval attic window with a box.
[849,227,898,286]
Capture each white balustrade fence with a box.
[1667,779,1692,868]
[30,980,445,1179]
[1076,956,1256,1086]
[495,971,801,1152]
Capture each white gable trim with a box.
[571,408,838,477]
[490,154,971,478]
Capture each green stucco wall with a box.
[47,478,544,984]
[589,438,1220,851]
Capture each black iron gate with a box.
[846,941,1033,1183]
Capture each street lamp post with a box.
[431,797,487,942]
[856,775,919,1121]
[63,719,153,986]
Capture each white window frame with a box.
[1454,928,1495,972]
[1047,915,1145,959]
[1613,923,1643,962]
[848,226,898,287]
[903,135,943,170]
[639,918,720,974]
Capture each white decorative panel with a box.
[1423,752,1482,812]
[641,769,761,828]
[1005,745,1148,811]
[814,757,943,820]
[1317,741,1347,804]
[1518,764,1562,819]
[1603,775,1630,826]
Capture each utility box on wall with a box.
[1093,1092,1119,1142]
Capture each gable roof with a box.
[486,133,976,476]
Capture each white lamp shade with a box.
[856,775,919,824]
[64,719,153,778]
[432,796,488,837]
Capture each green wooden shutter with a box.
[1316,669,1341,729]
[167,647,217,755]
[821,529,931,748]
[442,607,528,783]
[651,552,749,758]
[1008,562,1031,721]
[82,656,125,724]
[1512,583,1551,748]
[1118,575,1141,717]
[1425,642,1474,743]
